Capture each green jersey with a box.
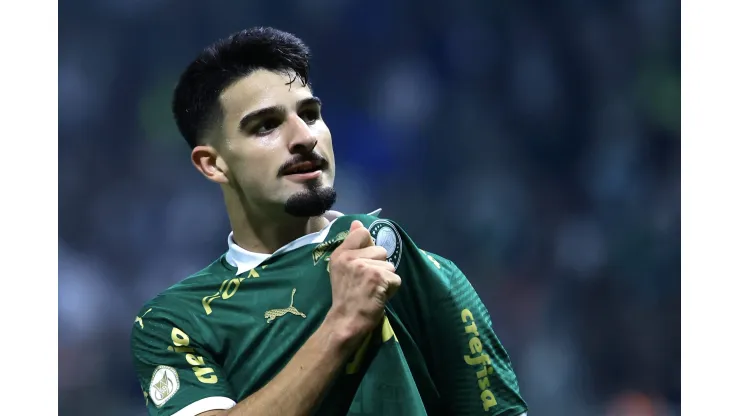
[130,211,527,416]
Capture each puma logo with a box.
[264,288,307,324]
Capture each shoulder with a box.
[132,256,234,322]
[339,212,458,271]
[339,212,407,241]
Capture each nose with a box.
[285,113,317,154]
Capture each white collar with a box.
[225,209,382,275]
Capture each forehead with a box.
[219,69,313,119]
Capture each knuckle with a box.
[336,251,353,263]
[353,260,368,273]
[364,268,383,284]
[376,285,388,296]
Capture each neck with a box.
[223,187,330,254]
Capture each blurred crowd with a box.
[59,0,680,415]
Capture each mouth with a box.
[280,160,325,181]
[282,160,323,175]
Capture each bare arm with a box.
[197,316,355,416]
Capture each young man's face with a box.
[202,69,337,217]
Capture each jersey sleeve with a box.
[379,219,528,416]
[130,302,237,416]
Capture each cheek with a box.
[223,151,263,185]
[225,142,276,174]
[316,127,334,158]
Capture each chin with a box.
[283,185,337,217]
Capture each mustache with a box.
[277,152,329,176]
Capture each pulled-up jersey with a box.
[131,212,528,416]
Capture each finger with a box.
[382,272,402,299]
[349,220,364,232]
[336,223,373,252]
[371,271,401,302]
[352,246,389,262]
[358,258,396,272]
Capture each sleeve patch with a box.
[149,365,180,408]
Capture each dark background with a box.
[58,1,680,415]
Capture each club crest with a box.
[368,220,403,268]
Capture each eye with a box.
[253,118,281,136]
[300,108,321,124]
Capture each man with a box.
[130,27,528,416]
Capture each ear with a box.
[191,145,229,184]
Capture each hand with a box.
[324,220,402,347]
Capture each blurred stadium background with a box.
[59,1,680,415]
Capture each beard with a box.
[283,182,337,217]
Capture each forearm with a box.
[224,319,354,416]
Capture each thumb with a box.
[336,221,373,252]
[349,220,364,232]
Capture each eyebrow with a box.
[238,97,322,132]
